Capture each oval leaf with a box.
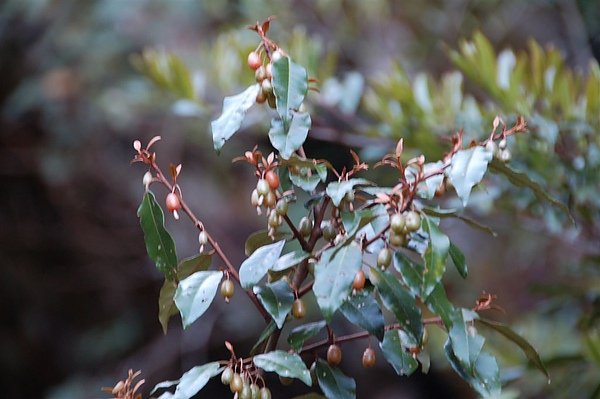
[272,56,308,122]
[254,280,294,329]
[239,240,286,289]
[174,270,223,328]
[211,84,260,153]
[288,320,327,352]
[369,267,423,343]
[379,330,419,376]
[268,112,312,160]
[137,191,177,278]
[340,287,385,341]
[313,244,363,322]
[158,279,178,334]
[272,250,310,272]
[326,178,374,207]
[250,321,277,355]
[244,230,289,256]
[151,362,221,399]
[253,350,312,386]
[448,242,468,278]
[315,358,356,399]
[446,146,493,207]
[421,215,450,298]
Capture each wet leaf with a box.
[253,350,312,386]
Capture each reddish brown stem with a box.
[299,317,443,354]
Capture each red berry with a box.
[247,51,262,70]
[327,344,342,366]
[352,270,366,290]
[265,170,280,190]
[165,192,181,212]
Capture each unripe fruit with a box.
[198,231,208,245]
[251,189,260,207]
[271,50,283,62]
[322,222,337,241]
[240,383,252,399]
[377,248,392,269]
[265,63,272,79]
[327,344,342,366]
[405,211,421,232]
[142,171,153,187]
[220,279,234,300]
[248,51,262,70]
[265,170,280,190]
[256,179,270,196]
[255,65,266,82]
[261,78,273,95]
[390,213,405,234]
[299,216,312,237]
[268,210,282,228]
[165,192,181,212]
[362,347,376,368]
[498,138,507,150]
[352,270,366,290]
[250,383,260,399]
[267,92,276,109]
[275,198,288,216]
[221,367,233,385]
[256,89,267,104]
[292,298,306,319]
[485,140,497,154]
[499,148,511,162]
[260,387,271,399]
[263,190,277,208]
[344,190,355,202]
[389,232,407,247]
[230,373,243,393]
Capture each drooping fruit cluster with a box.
[486,137,511,163]
[220,365,271,399]
[388,209,421,248]
[250,168,288,237]
[248,49,282,109]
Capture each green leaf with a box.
[444,340,501,397]
[477,318,550,382]
[268,112,312,160]
[446,146,493,207]
[287,320,327,352]
[313,244,363,322]
[210,84,260,153]
[424,284,455,330]
[244,230,289,256]
[393,251,424,298]
[418,161,445,199]
[272,56,308,122]
[158,279,178,334]
[174,270,223,329]
[448,242,468,278]
[421,215,450,298]
[379,330,419,376]
[150,362,221,399]
[289,172,322,192]
[272,250,310,272]
[250,321,277,355]
[369,267,423,343]
[340,287,385,341]
[449,309,484,371]
[239,240,286,289]
[326,178,374,207]
[489,158,572,221]
[137,192,178,279]
[254,280,294,329]
[158,254,212,335]
[315,358,356,399]
[253,350,312,386]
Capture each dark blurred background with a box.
[1,1,598,398]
